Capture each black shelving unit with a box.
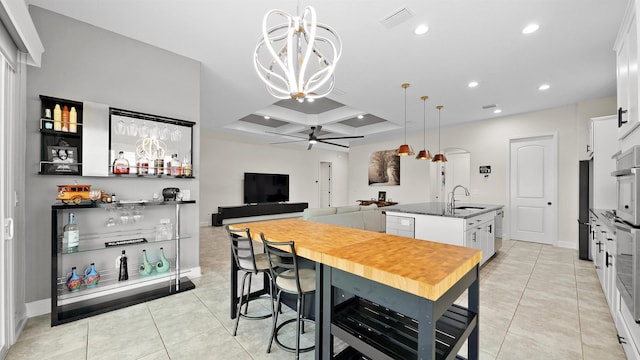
[39,95,84,175]
[50,200,196,326]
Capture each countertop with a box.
[383,202,503,219]
[230,218,481,300]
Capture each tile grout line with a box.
[493,243,543,359]
[145,302,172,360]
[573,256,586,360]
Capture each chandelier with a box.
[254,5,342,101]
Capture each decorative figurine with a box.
[83,263,100,288]
[138,249,154,276]
[155,247,170,273]
[66,267,83,291]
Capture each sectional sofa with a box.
[302,204,386,232]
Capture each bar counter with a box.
[229,218,481,359]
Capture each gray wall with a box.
[25,6,201,303]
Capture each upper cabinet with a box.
[38,95,195,178]
[615,1,640,140]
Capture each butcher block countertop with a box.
[230,218,481,301]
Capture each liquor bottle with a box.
[63,212,80,251]
[136,154,149,175]
[113,151,130,174]
[170,154,182,176]
[182,153,192,177]
[118,250,129,281]
[53,104,62,131]
[61,106,70,132]
[43,108,53,130]
[69,107,77,133]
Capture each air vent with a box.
[482,104,497,109]
[380,7,414,28]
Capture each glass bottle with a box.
[118,250,129,281]
[113,151,130,174]
[43,108,53,130]
[155,158,164,176]
[61,105,70,132]
[182,153,192,177]
[53,104,62,131]
[63,212,79,252]
[170,154,182,176]
[155,247,170,273]
[136,154,149,176]
[69,107,78,133]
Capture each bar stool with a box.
[226,225,278,336]
[260,233,315,359]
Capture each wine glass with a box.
[159,125,169,140]
[105,205,116,227]
[116,119,126,135]
[138,122,149,138]
[119,207,130,225]
[127,119,138,137]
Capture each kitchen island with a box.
[384,202,504,265]
[229,218,481,359]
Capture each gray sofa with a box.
[302,204,386,232]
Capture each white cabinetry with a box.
[591,116,618,209]
[385,215,415,237]
[616,1,640,141]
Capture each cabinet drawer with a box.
[464,211,495,230]
[386,215,415,237]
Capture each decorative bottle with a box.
[182,153,192,177]
[170,154,182,176]
[155,158,164,176]
[136,154,149,176]
[83,263,100,287]
[61,105,70,132]
[63,212,80,252]
[69,107,78,133]
[66,267,82,291]
[155,247,170,273]
[53,104,62,131]
[139,249,154,276]
[113,151,130,174]
[118,250,129,281]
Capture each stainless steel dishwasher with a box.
[495,209,504,251]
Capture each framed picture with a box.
[47,145,79,174]
[378,191,386,202]
[368,149,400,185]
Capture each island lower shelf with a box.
[332,297,477,360]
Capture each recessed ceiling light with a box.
[307,98,315,103]
[522,24,540,34]
[468,81,479,88]
[538,84,550,91]
[357,115,364,119]
[493,109,502,114]
[264,115,270,119]
[413,24,429,35]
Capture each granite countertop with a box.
[383,202,503,219]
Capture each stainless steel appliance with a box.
[615,219,640,322]
[578,160,593,260]
[612,146,640,225]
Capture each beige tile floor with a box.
[6,226,627,360]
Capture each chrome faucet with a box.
[448,185,470,213]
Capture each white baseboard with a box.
[556,240,577,249]
[25,266,202,318]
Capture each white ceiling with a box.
[27,0,628,150]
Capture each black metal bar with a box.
[467,266,480,360]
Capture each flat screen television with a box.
[243,172,290,204]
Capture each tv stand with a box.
[212,202,308,226]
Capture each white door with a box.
[509,135,557,244]
[444,150,470,201]
[319,162,332,208]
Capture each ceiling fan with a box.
[268,125,364,150]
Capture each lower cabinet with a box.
[51,200,196,326]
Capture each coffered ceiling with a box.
[27,0,628,151]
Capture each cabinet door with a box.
[618,15,640,139]
[594,225,606,288]
[587,120,594,158]
[484,220,496,263]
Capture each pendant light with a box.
[397,83,414,156]
[416,95,432,160]
[432,105,448,162]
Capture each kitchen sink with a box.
[455,206,485,210]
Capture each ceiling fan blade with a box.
[316,135,365,140]
[265,131,308,140]
[270,139,307,145]
[318,139,349,148]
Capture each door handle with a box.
[4,217,13,240]
[619,107,628,127]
